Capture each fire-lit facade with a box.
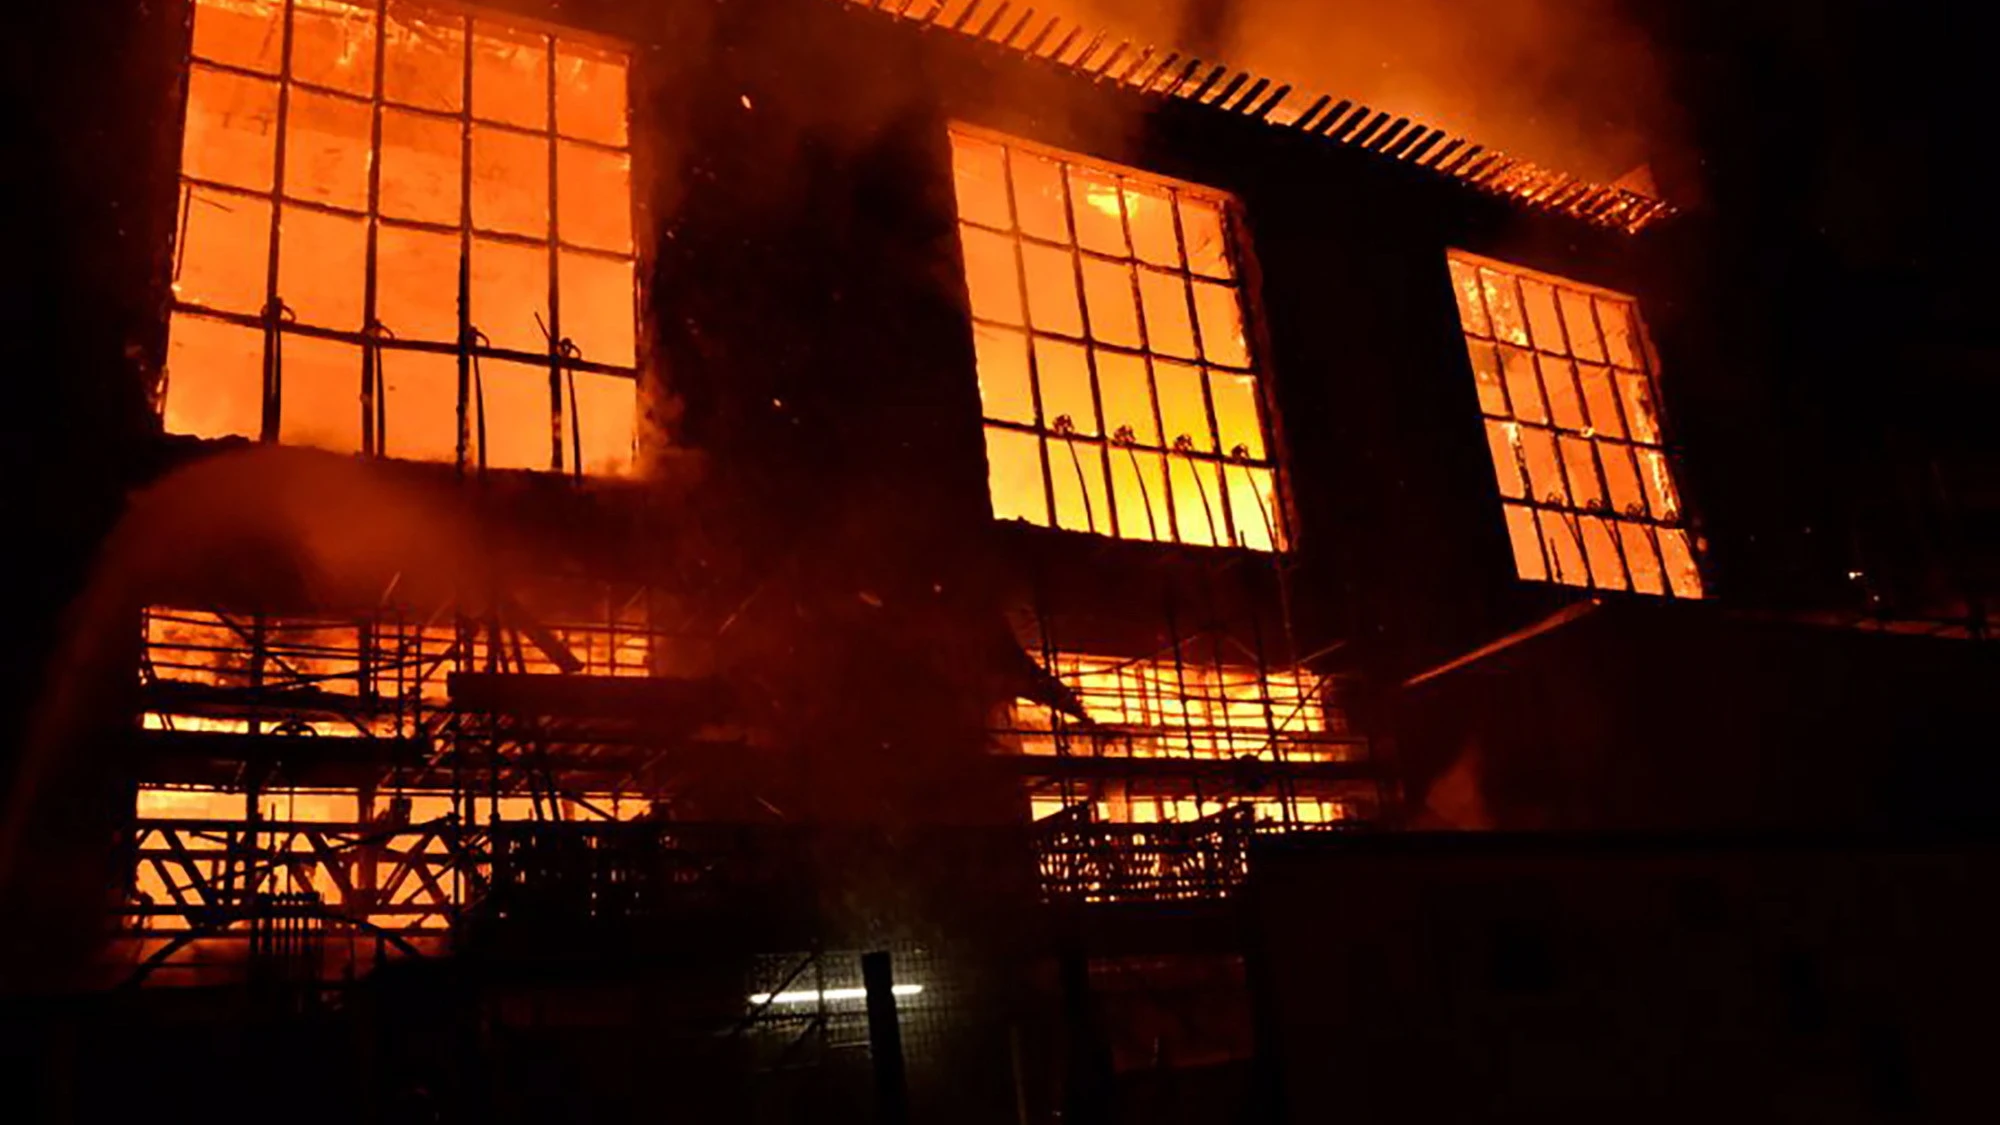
[10,0,1996,1121]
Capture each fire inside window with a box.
[129,784,650,934]
[140,599,652,737]
[949,127,1286,551]
[163,0,638,475]
[1447,251,1702,597]
[1008,652,1363,826]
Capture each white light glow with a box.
[748,984,924,1005]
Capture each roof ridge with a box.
[840,0,1675,234]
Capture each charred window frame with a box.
[1447,250,1702,598]
[948,125,1289,552]
[162,0,640,476]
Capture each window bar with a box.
[543,31,565,473]
[1172,191,1241,550]
[1053,162,1112,538]
[1515,279,1607,588]
[1584,293,1678,594]
[261,0,301,443]
[1466,266,1555,581]
[1547,280,1641,590]
[1111,174,1174,545]
[360,0,390,456]
[992,142,1060,528]
[454,9,475,476]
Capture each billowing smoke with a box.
[1038,0,1672,185]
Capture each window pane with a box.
[1637,447,1681,520]
[1010,153,1068,242]
[1137,269,1196,360]
[1576,363,1624,438]
[375,222,460,342]
[470,236,547,353]
[176,186,270,314]
[1598,298,1644,369]
[1081,258,1140,347]
[554,41,628,146]
[958,226,1022,324]
[1479,269,1528,345]
[1034,338,1097,436]
[1619,522,1666,594]
[1485,421,1525,499]
[164,314,264,439]
[385,1,465,112]
[1096,351,1157,445]
[1657,527,1702,597]
[972,324,1034,424]
[184,67,280,191]
[1109,448,1170,541]
[472,359,552,470]
[1558,288,1603,362]
[1211,371,1265,460]
[1578,514,1627,590]
[1499,346,1545,423]
[1178,196,1231,279]
[1223,463,1282,551]
[284,88,372,211]
[1518,426,1566,504]
[380,107,462,225]
[1049,439,1112,534]
[984,425,1047,525]
[292,0,377,96]
[1559,435,1603,509]
[471,125,548,237]
[1020,242,1081,336]
[950,132,1011,230]
[1448,258,1490,337]
[1155,359,1213,453]
[1192,282,1248,368]
[1502,504,1546,580]
[1536,509,1590,587]
[557,141,632,253]
[1599,442,1645,517]
[1067,168,1126,256]
[1540,355,1586,431]
[471,21,549,129]
[1122,184,1180,268]
[279,205,366,329]
[569,370,635,477]
[1618,373,1661,445]
[379,346,460,463]
[559,250,636,367]
[192,0,283,74]
[277,333,363,453]
[1168,457,1227,546]
[1519,277,1567,354]
[1468,343,1506,415]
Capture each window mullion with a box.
[544,32,565,475]
[361,0,389,456]
[994,146,1058,528]
[261,0,300,444]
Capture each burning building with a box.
[4,0,1995,1121]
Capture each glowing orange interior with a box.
[951,128,1285,551]
[165,0,637,477]
[1448,250,1701,597]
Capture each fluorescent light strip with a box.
[748,984,924,1005]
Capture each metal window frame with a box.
[948,123,1290,552]
[164,0,641,476]
[1447,248,1700,598]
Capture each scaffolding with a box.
[118,579,723,984]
